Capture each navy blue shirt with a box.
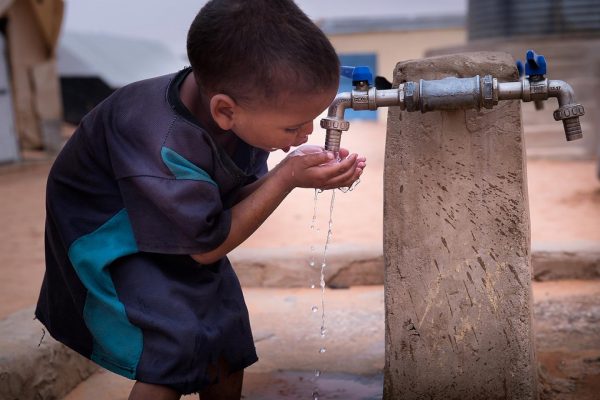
[36,68,268,393]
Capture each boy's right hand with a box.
[276,145,366,191]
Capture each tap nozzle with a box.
[321,118,350,154]
[553,104,585,141]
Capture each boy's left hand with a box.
[279,145,366,190]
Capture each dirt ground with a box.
[0,121,599,399]
[1,121,599,319]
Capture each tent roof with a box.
[57,32,186,88]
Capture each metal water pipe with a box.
[321,50,585,153]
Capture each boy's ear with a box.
[209,94,236,130]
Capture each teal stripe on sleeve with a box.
[161,146,217,185]
[68,209,142,378]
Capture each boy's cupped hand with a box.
[278,144,366,190]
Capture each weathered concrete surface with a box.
[230,244,384,288]
[230,243,600,288]
[532,241,600,282]
[383,52,537,399]
[534,280,600,400]
[0,307,98,400]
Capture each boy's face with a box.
[230,87,337,152]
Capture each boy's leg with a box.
[199,357,244,400]
[128,381,181,400]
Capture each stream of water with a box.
[310,156,361,399]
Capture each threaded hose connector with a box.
[552,103,584,141]
[563,118,583,141]
[325,129,342,153]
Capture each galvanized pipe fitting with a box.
[321,74,584,152]
[320,92,351,153]
[497,78,585,141]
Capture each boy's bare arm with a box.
[191,150,364,264]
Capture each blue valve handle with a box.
[340,65,373,85]
[516,49,547,78]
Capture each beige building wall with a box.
[328,28,466,121]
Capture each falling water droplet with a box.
[320,327,327,337]
[312,305,318,313]
[312,390,320,400]
[309,260,315,267]
[319,347,326,353]
[310,284,316,289]
[314,369,321,377]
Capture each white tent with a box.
[58,31,186,88]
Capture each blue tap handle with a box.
[340,65,373,85]
[524,50,547,76]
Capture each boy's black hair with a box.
[187,0,340,105]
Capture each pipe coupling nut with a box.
[403,81,418,112]
[320,118,350,131]
[553,104,585,121]
[481,75,498,109]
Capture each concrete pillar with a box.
[383,52,537,399]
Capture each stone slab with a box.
[230,244,384,288]
[230,243,600,288]
[0,307,98,400]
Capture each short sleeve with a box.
[251,149,269,180]
[118,175,231,255]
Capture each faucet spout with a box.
[327,92,353,120]
[548,80,584,141]
[320,92,352,153]
[496,78,584,141]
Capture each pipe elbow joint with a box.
[548,80,585,141]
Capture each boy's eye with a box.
[285,127,301,134]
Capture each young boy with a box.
[35,0,365,399]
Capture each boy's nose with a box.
[302,122,314,136]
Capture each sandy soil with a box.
[0,121,599,318]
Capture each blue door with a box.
[338,53,377,121]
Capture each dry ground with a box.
[0,121,599,399]
[1,121,598,318]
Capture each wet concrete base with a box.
[242,371,383,400]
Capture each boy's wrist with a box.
[272,158,297,193]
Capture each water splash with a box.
[339,178,361,193]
